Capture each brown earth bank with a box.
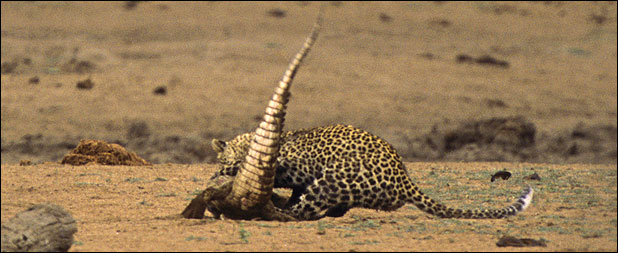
[1,162,616,251]
[1,2,616,165]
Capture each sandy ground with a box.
[1,1,617,252]
[1,162,616,251]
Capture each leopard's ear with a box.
[211,139,226,153]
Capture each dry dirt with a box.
[2,162,616,251]
[1,1,617,252]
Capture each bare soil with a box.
[1,2,617,252]
[1,162,616,251]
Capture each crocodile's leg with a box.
[182,174,295,221]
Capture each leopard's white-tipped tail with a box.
[518,186,534,211]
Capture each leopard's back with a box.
[274,125,417,217]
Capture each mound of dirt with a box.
[538,123,618,164]
[60,139,150,166]
[408,116,537,162]
[406,116,617,164]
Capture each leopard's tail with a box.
[404,179,533,218]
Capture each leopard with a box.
[188,8,534,221]
[210,124,534,221]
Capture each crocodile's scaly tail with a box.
[229,11,323,210]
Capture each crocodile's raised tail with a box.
[228,11,323,211]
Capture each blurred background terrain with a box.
[1,2,616,165]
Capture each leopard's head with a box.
[211,132,254,178]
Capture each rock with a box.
[1,204,77,252]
